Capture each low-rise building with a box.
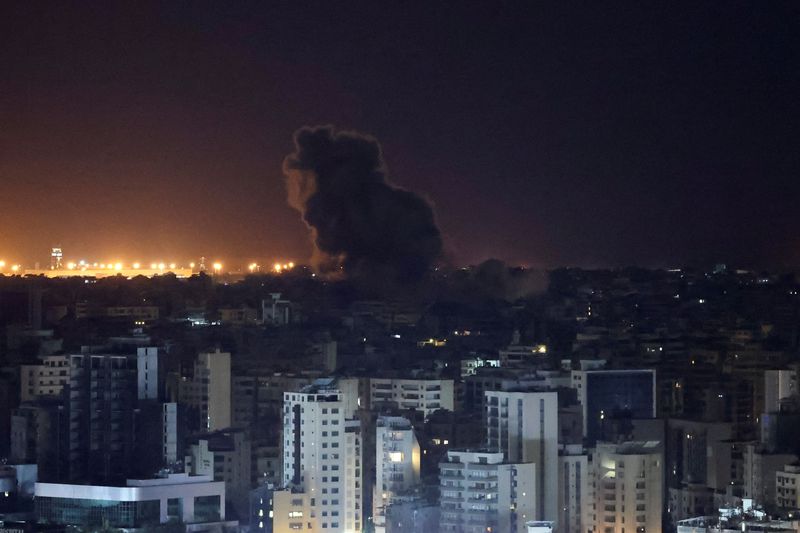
[34,473,235,531]
[776,463,800,510]
[186,428,252,519]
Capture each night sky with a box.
[1,2,798,269]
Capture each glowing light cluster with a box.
[0,253,309,276]
[0,260,22,273]
[273,261,295,273]
[1,255,205,275]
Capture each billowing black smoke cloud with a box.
[283,126,443,283]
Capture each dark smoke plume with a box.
[473,259,547,300]
[283,126,443,283]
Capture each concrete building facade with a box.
[373,416,420,533]
[180,349,231,432]
[35,473,230,529]
[485,390,558,521]
[281,384,363,533]
[590,441,663,533]
[369,378,454,419]
[19,355,69,402]
[439,449,537,533]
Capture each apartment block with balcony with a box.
[281,382,363,533]
[20,355,70,401]
[590,441,663,533]
[373,416,420,533]
[439,449,536,533]
[369,378,454,419]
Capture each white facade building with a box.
[485,390,558,521]
[35,473,230,528]
[369,377,454,418]
[439,449,537,533]
[19,355,69,401]
[281,384,363,533]
[374,416,420,533]
[590,441,663,533]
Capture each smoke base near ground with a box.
[283,125,443,284]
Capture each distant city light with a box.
[0,260,5,268]
[133,262,141,269]
[273,261,295,273]
[213,262,223,272]
[169,263,176,269]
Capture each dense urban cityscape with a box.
[1,259,800,533]
[3,2,799,533]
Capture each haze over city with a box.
[2,2,798,269]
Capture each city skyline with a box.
[4,4,800,533]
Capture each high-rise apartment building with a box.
[572,369,656,445]
[66,353,138,484]
[373,416,420,533]
[589,441,663,533]
[439,449,537,533]
[136,347,160,400]
[180,349,231,431]
[558,445,589,533]
[280,383,363,533]
[162,402,180,465]
[485,390,558,521]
